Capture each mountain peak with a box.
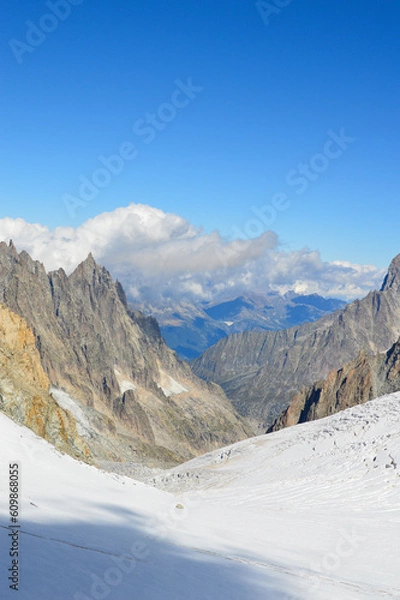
[380,254,400,292]
[70,253,101,280]
[82,252,97,268]
[0,239,18,259]
[8,239,18,254]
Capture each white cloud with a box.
[0,204,385,305]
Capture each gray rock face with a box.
[380,253,400,292]
[268,334,400,433]
[0,242,252,466]
[191,254,400,432]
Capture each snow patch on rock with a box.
[158,370,188,397]
[50,387,92,437]
[114,367,137,394]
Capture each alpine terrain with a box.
[192,253,400,431]
[0,241,251,467]
[268,332,400,432]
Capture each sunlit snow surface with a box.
[1,393,400,599]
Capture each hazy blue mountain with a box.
[141,292,346,360]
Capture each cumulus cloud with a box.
[0,204,385,305]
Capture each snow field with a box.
[0,392,399,599]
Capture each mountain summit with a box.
[380,253,400,291]
[0,243,251,466]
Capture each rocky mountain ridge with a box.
[0,241,252,466]
[268,332,400,432]
[192,253,400,432]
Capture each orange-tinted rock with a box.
[0,304,91,462]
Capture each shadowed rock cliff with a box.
[268,334,400,432]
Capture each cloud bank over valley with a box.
[0,204,385,306]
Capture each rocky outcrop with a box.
[192,254,400,432]
[0,303,91,461]
[0,242,252,466]
[269,334,400,432]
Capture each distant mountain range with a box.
[142,292,346,360]
[191,253,400,432]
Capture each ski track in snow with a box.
[2,525,397,599]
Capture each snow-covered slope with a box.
[1,393,400,599]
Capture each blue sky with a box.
[1,0,400,279]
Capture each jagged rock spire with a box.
[0,239,18,257]
[81,252,97,269]
[380,254,400,292]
